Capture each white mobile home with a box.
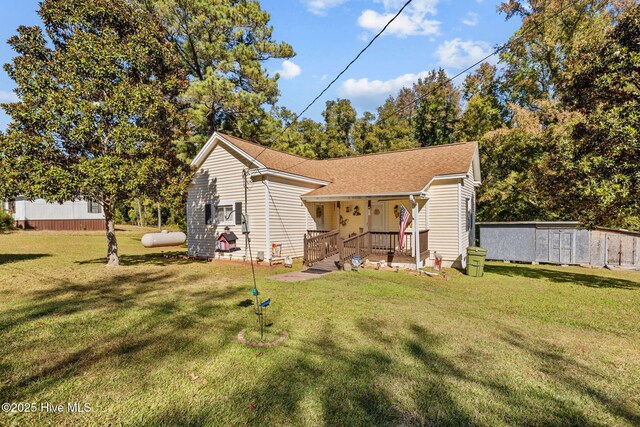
[4,197,105,231]
[187,132,481,268]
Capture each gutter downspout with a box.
[264,177,270,262]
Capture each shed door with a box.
[550,231,560,264]
[560,232,573,264]
[620,235,635,267]
[535,229,549,263]
[606,234,621,266]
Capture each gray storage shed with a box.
[478,222,639,268]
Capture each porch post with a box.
[367,200,372,253]
[412,198,420,268]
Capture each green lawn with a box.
[1,227,639,426]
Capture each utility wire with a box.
[252,0,577,172]
[249,1,577,174]
[375,1,578,125]
[251,0,416,164]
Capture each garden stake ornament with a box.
[233,169,270,340]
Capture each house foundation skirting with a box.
[15,219,105,231]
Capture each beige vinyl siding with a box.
[306,202,337,231]
[186,143,266,258]
[459,164,476,266]
[417,199,427,231]
[267,176,321,259]
[424,178,461,264]
[337,200,368,237]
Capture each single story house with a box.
[3,197,105,231]
[187,132,481,268]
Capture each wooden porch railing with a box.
[339,231,372,264]
[304,229,429,266]
[306,229,331,238]
[303,230,340,266]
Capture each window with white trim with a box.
[216,204,235,225]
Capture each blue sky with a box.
[0,0,521,129]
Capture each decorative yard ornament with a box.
[352,256,362,269]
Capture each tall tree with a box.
[412,69,461,146]
[0,0,189,266]
[352,112,377,155]
[142,0,295,157]
[458,63,508,141]
[373,89,418,152]
[268,107,319,159]
[498,0,628,107]
[477,101,576,222]
[320,99,356,158]
[540,3,640,229]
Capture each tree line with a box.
[0,0,638,265]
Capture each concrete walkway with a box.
[268,255,340,282]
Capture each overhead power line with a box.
[251,0,416,163]
[375,1,578,126]
[253,0,577,168]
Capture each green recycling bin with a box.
[466,246,487,277]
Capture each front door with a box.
[314,204,325,230]
[371,202,386,231]
[370,202,389,250]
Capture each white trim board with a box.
[248,168,330,186]
[191,132,267,169]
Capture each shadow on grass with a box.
[0,253,51,265]
[405,324,606,426]
[75,252,192,266]
[2,259,637,425]
[0,269,244,403]
[486,264,640,290]
[500,328,640,426]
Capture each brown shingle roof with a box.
[214,132,478,197]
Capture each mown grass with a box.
[0,227,639,426]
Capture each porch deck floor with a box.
[268,255,340,282]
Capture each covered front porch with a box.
[303,198,429,268]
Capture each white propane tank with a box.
[141,230,186,248]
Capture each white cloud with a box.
[0,90,19,103]
[435,38,493,69]
[277,60,302,79]
[461,12,479,27]
[338,70,432,109]
[357,0,440,37]
[303,0,348,15]
[358,32,370,42]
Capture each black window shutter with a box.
[235,202,242,225]
[87,201,91,213]
[205,204,212,225]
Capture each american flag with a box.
[398,204,412,250]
